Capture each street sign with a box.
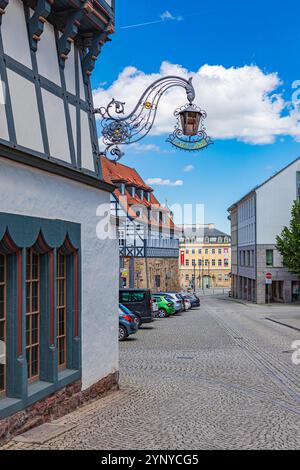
[265,272,272,280]
[265,279,272,285]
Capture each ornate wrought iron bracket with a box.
[93,75,212,161]
[28,0,53,52]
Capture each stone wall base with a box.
[0,371,119,446]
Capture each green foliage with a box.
[276,199,300,279]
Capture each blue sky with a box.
[92,0,300,233]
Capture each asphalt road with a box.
[4,296,300,450]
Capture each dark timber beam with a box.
[82,21,113,80]
[57,7,86,66]
[28,0,53,51]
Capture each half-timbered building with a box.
[0,0,118,441]
[101,158,180,292]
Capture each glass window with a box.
[198,259,202,266]
[212,259,216,266]
[26,249,40,382]
[205,248,208,254]
[57,252,67,369]
[120,291,130,302]
[0,254,6,395]
[266,250,273,267]
[186,259,189,266]
[218,259,222,267]
[198,248,202,254]
[131,292,145,302]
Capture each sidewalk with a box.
[225,296,300,331]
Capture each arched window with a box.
[0,254,6,395]
[56,252,67,369]
[26,249,40,382]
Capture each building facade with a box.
[101,158,180,292]
[228,157,300,304]
[179,224,231,290]
[0,0,118,442]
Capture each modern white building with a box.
[0,0,118,442]
[228,157,300,303]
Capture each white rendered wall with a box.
[2,0,31,68]
[36,20,61,86]
[7,69,44,153]
[256,159,300,244]
[42,89,71,163]
[0,158,119,389]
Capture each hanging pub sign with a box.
[167,103,213,153]
[167,134,213,152]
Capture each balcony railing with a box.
[119,238,179,258]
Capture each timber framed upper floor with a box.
[0,0,115,191]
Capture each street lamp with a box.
[93,76,212,161]
[179,104,202,136]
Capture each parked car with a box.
[157,292,183,313]
[177,293,190,311]
[178,293,192,310]
[151,297,159,316]
[184,293,200,308]
[151,294,176,318]
[119,303,141,328]
[119,307,139,341]
[119,289,153,324]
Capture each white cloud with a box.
[183,164,194,172]
[146,178,184,187]
[93,61,300,145]
[130,143,173,154]
[160,11,183,21]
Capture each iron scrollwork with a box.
[93,76,210,161]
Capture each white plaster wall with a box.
[42,89,71,163]
[64,43,76,96]
[256,159,300,244]
[0,76,9,141]
[36,21,61,86]
[80,111,94,171]
[2,0,32,68]
[0,158,119,389]
[7,69,44,153]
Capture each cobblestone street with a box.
[4,296,300,450]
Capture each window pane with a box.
[26,249,40,381]
[56,252,67,369]
[266,250,273,266]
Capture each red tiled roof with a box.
[100,157,177,231]
[101,158,153,191]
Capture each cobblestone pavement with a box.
[3,297,300,450]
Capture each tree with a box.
[276,199,300,278]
